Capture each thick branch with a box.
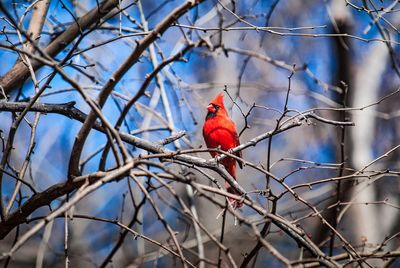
[25,0,51,53]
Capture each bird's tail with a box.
[225,182,243,209]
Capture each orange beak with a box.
[207,104,216,113]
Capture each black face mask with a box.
[205,104,220,120]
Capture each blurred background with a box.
[0,0,400,267]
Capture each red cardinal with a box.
[202,92,243,208]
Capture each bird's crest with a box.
[210,92,225,108]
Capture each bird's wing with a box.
[224,117,243,169]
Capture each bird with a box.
[202,92,243,208]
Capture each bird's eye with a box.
[213,104,220,109]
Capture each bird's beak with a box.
[207,104,216,113]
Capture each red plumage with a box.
[202,93,243,208]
